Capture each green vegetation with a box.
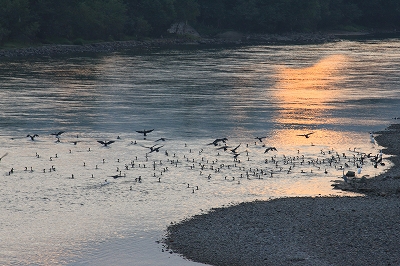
[1,0,399,46]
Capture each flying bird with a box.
[136,129,154,136]
[0,153,8,162]
[51,131,65,137]
[230,143,241,153]
[150,145,164,153]
[208,138,228,146]
[97,140,115,146]
[143,144,164,153]
[233,153,240,160]
[296,132,314,138]
[111,172,124,179]
[255,136,266,142]
[27,134,39,141]
[217,145,229,151]
[264,147,277,153]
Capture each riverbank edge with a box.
[332,123,400,196]
[163,124,400,266]
[0,31,368,58]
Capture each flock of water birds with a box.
[1,129,386,195]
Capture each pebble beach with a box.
[164,124,400,266]
[0,32,338,58]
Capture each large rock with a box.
[168,22,200,38]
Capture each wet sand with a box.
[164,124,400,266]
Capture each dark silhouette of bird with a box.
[155,138,167,142]
[233,153,240,160]
[217,145,229,151]
[231,143,241,153]
[27,134,39,140]
[255,136,266,142]
[97,140,115,146]
[0,153,8,162]
[136,129,154,136]
[264,147,277,153]
[51,131,65,137]
[297,132,314,138]
[150,145,163,153]
[111,172,124,179]
[208,138,228,146]
[143,144,164,153]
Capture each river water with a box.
[0,38,399,265]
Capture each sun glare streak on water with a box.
[0,39,399,265]
[274,54,348,127]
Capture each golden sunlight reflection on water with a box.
[274,54,348,126]
[270,128,356,147]
[1,41,399,266]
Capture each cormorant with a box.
[97,140,115,146]
[230,143,241,153]
[136,129,154,136]
[208,138,228,146]
[0,153,8,162]
[51,131,65,137]
[264,147,277,153]
[27,134,39,140]
[296,132,314,138]
[143,144,164,153]
[255,136,266,142]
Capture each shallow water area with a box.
[0,38,399,265]
[0,131,390,265]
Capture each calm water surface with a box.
[0,39,399,265]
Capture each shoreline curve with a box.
[164,123,400,266]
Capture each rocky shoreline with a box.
[332,124,400,196]
[164,124,400,266]
[165,197,400,266]
[0,32,340,58]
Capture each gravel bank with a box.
[0,33,337,58]
[166,197,400,266]
[164,124,400,266]
[334,123,400,196]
